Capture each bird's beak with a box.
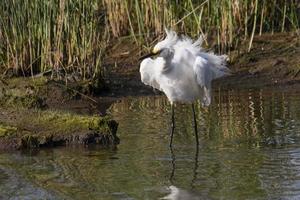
[139,49,161,61]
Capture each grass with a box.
[0,0,299,78]
[0,123,17,138]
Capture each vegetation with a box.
[0,0,299,79]
[0,123,17,138]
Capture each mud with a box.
[218,32,300,88]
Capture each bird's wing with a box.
[139,57,164,90]
[197,52,230,78]
[193,57,209,87]
[172,34,230,78]
[193,56,213,106]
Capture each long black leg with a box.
[192,103,199,146]
[169,103,175,147]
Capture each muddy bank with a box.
[0,77,116,114]
[0,77,119,150]
[214,32,300,88]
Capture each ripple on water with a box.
[258,148,300,199]
[0,166,59,200]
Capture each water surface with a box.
[1,86,300,199]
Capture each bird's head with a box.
[153,28,178,53]
[139,28,178,61]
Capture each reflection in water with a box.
[169,140,200,189]
[191,144,199,190]
[0,166,58,199]
[1,87,300,199]
[161,185,201,200]
[209,88,300,148]
[169,146,176,185]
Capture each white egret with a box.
[139,29,230,146]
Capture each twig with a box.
[172,0,208,27]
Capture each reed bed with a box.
[0,0,108,79]
[104,0,299,52]
[0,0,299,78]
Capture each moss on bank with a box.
[0,109,119,150]
[22,110,117,138]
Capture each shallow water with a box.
[1,86,300,199]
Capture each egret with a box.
[139,29,230,147]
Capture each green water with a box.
[1,86,300,199]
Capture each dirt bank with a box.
[220,32,300,88]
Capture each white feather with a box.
[193,57,213,106]
[140,57,164,90]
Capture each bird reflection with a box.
[160,185,200,200]
[169,145,176,184]
[167,143,200,199]
[191,144,199,189]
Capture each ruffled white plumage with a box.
[140,57,164,90]
[140,29,230,106]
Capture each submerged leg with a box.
[192,103,199,146]
[191,142,199,189]
[169,103,175,147]
[169,144,176,184]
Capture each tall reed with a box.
[104,0,299,52]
